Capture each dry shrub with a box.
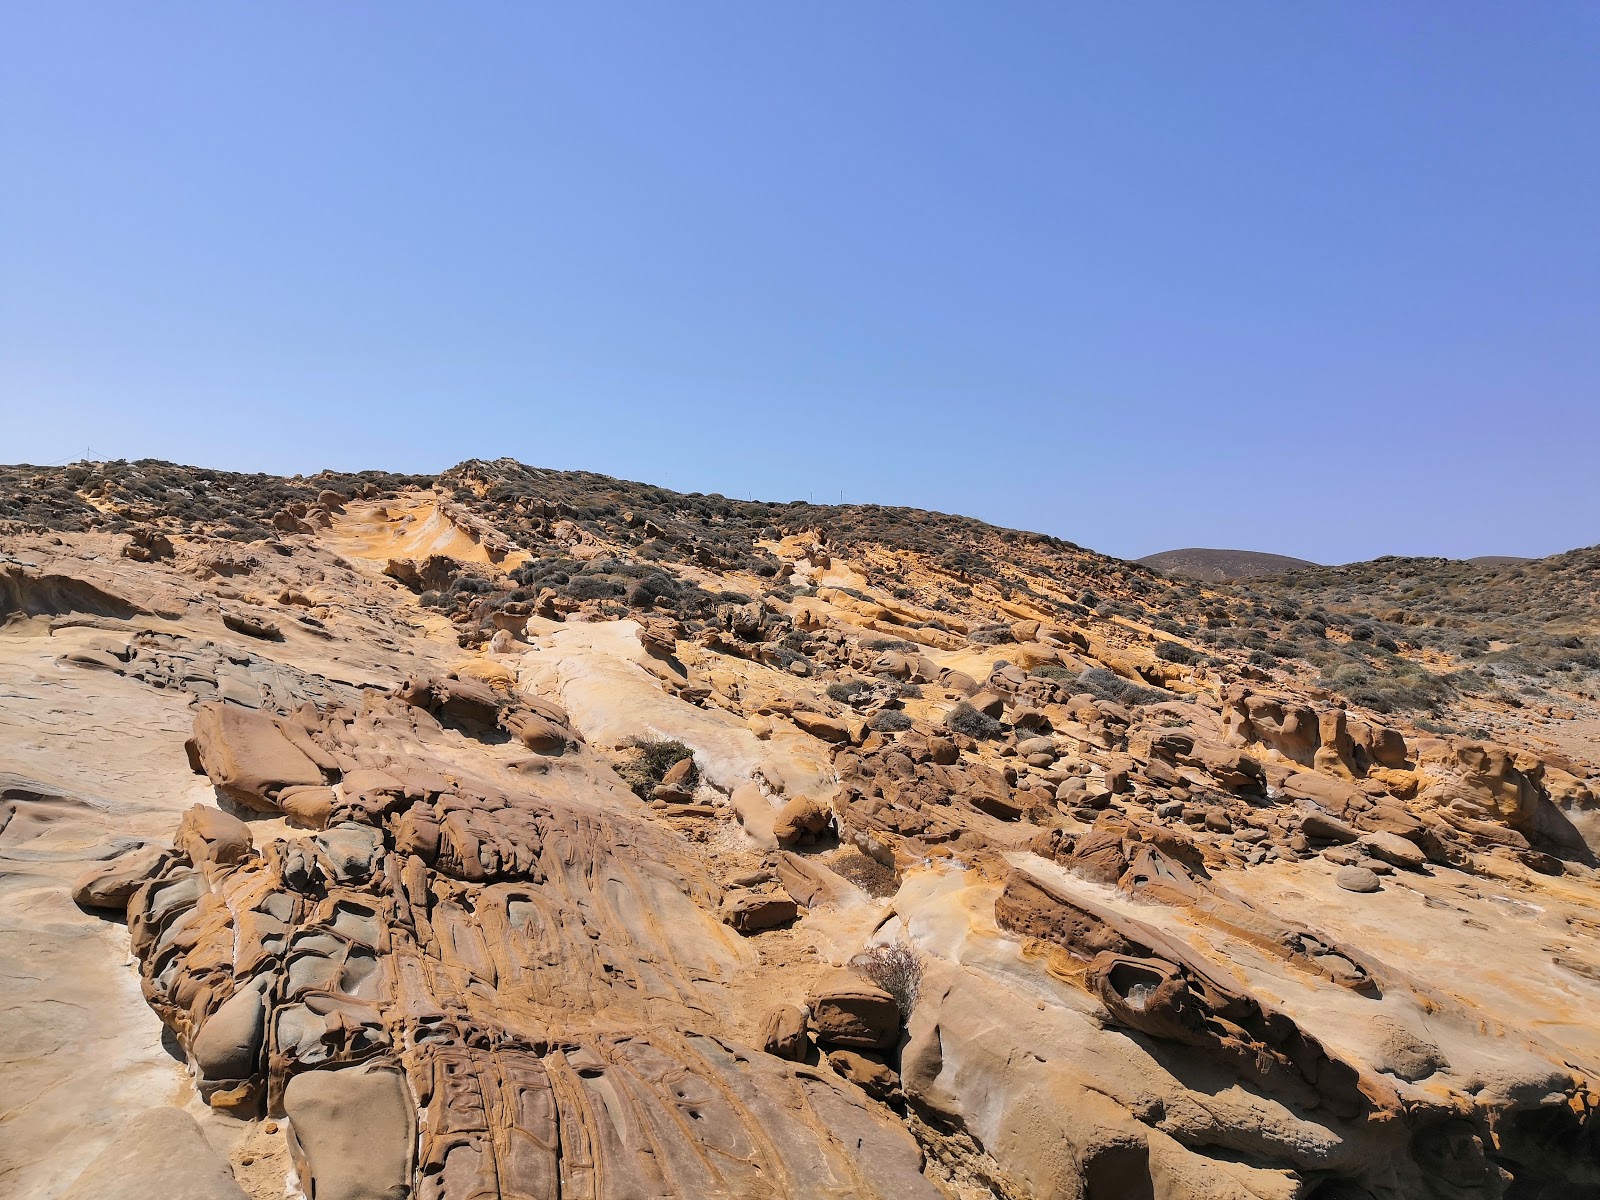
[855,941,923,1015]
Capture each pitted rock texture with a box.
[111,692,937,1199]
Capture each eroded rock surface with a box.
[5,459,1600,1199]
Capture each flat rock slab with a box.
[60,1108,246,1200]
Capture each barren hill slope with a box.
[3,457,1599,1200]
[1140,547,1319,581]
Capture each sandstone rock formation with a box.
[3,457,1599,1199]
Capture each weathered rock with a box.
[501,698,573,752]
[773,795,831,845]
[191,977,269,1110]
[279,784,338,829]
[59,1108,248,1200]
[283,1064,415,1200]
[1302,811,1360,843]
[729,781,778,848]
[827,1048,900,1102]
[967,690,1006,719]
[761,1003,810,1061]
[20,470,1600,1200]
[1373,1021,1449,1082]
[1016,735,1056,759]
[807,970,901,1049]
[1335,865,1381,893]
[188,703,325,813]
[72,844,168,910]
[722,888,799,933]
[176,803,252,865]
[660,755,695,791]
[793,710,852,743]
[222,610,283,641]
[1361,830,1426,870]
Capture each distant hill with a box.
[1139,547,1318,581]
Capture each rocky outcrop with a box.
[114,690,936,1199]
[8,464,1600,1200]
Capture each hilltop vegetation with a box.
[5,457,1596,722]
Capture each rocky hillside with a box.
[3,457,1599,1200]
[1140,547,1319,581]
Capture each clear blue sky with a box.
[3,4,1596,563]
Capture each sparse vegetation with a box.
[617,738,697,798]
[863,637,915,652]
[945,701,1003,739]
[1154,641,1200,665]
[827,850,899,899]
[868,709,913,732]
[827,679,874,706]
[855,942,923,1015]
[1075,668,1172,707]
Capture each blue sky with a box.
[3,4,1596,563]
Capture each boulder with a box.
[1361,831,1426,871]
[1350,718,1409,769]
[761,1004,811,1061]
[807,969,901,1049]
[1284,771,1367,815]
[190,977,269,1110]
[1055,778,1087,804]
[1302,812,1360,843]
[827,1049,900,1102]
[967,786,1024,821]
[722,889,798,933]
[730,783,778,849]
[968,691,1006,720]
[775,853,854,910]
[660,756,696,791]
[283,1064,415,1200]
[1354,802,1426,839]
[793,711,852,744]
[279,784,338,829]
[502,702,571,753]
[221,610,283,641]
[397,673,501,728]
[1016,736,1056,759]
[773,796,831,845]
[654,755,699,802]
[1335,866,1381,893]
[72,844,168,910]
[1186,741,1265,791]
[188,703,324,813]
[176,804,252,866]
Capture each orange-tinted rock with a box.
[807,970,900,1049]
[188,704,325,813]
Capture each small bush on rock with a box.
[855,942,923,1015]
[618,738,696,797]
[945,702,1002,739]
